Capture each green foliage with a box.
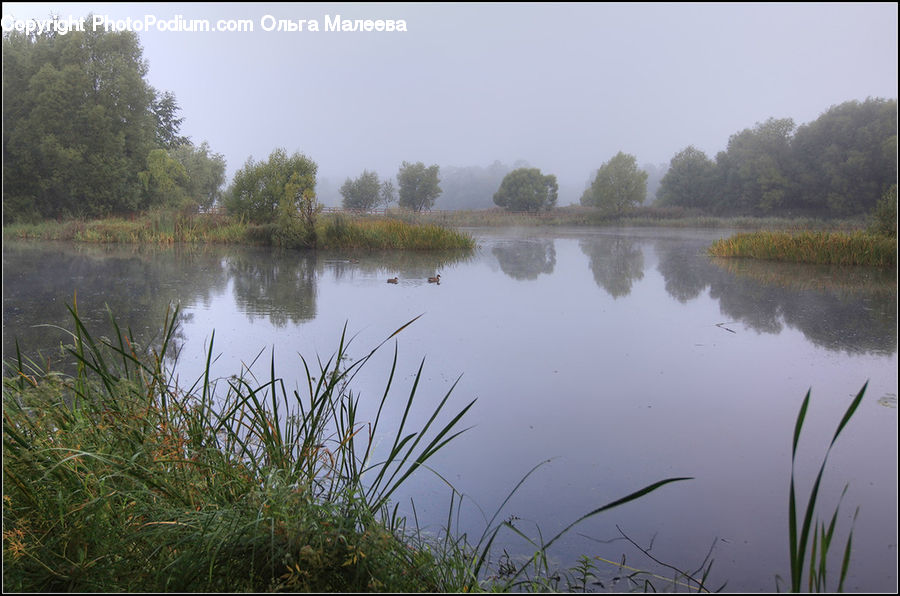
[340,170,382,211]
[224,148,318,225]
[2,306,473,592]
[716,117,797,215]
[150,90,188,149]
[397,161,442,212]
[661,99,896,217]
[1,20,226,222]
[316,215,476,250]
[792,98,897,216]
[493,168,558,212]
[656,146,717,210]
[869,184,897,238]
[581,152,648,214]
[2,23,166,219]
[138,149,189,208]
[170,141,227,210]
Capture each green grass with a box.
[2,306,475,591]
[2,209,476,251]
[317,213,476,250]
[3,305,691,592]
[708,230,897,267]
[778,383,866,593]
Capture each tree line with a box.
[656,99,897,217]
[325,98,899,219]
[4,24,895,224]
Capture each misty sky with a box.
[4,2,898,203]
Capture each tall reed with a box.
[779,383,866,592]
[2,305,474,591]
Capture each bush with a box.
[869,184,897,237]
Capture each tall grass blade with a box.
[787,382,867,592]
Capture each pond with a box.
[3,227,897,592]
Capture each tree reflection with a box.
[492,240,556,280]
[227,248,318,327]
[2,242,230,371]
[580,236,645,298]
[653,237,897,355]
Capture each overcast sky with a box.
[4,2,898,200]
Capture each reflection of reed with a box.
[318,248,475,280]
[711,257,897,293]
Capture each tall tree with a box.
[656,146,717,210]
[2,20,186,220]
[791,98,897,215]
[715,117,796,214]
[397,161,442,212]
[493,168,558,212]
[151,90,189,149]
[581,152,647,214]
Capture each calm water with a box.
[3,227,897,592]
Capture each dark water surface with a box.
[3,227,897,591]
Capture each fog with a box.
[4,2,897,205]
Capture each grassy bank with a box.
[3,307,693,592]
[708,230,897,267]
[2,210,476,251]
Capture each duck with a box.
[427,274,441,284]
[387,277,399,284]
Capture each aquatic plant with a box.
[708,230,896,267]
[779,383,866,592]
[2,304,474,591]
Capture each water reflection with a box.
[579,236,645,298]
[491,239,556,280]
[318,249,475,282]
[3,231,896,370]
[2,241,229,368]
[652,237,897,354]
[227,249,318,326]
[712,259,897,354]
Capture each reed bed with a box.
[317,215,476,250]
[708,230,896,268]
[2,306,475,592]
[4,211,475,251]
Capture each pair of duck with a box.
[387,274,440,284]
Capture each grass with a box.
[317,213,475,250]
[2,209,476,251]
[3,305,690,592]
[778,383,867,593]
[2,305,474,591]
[708,230,897,267]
